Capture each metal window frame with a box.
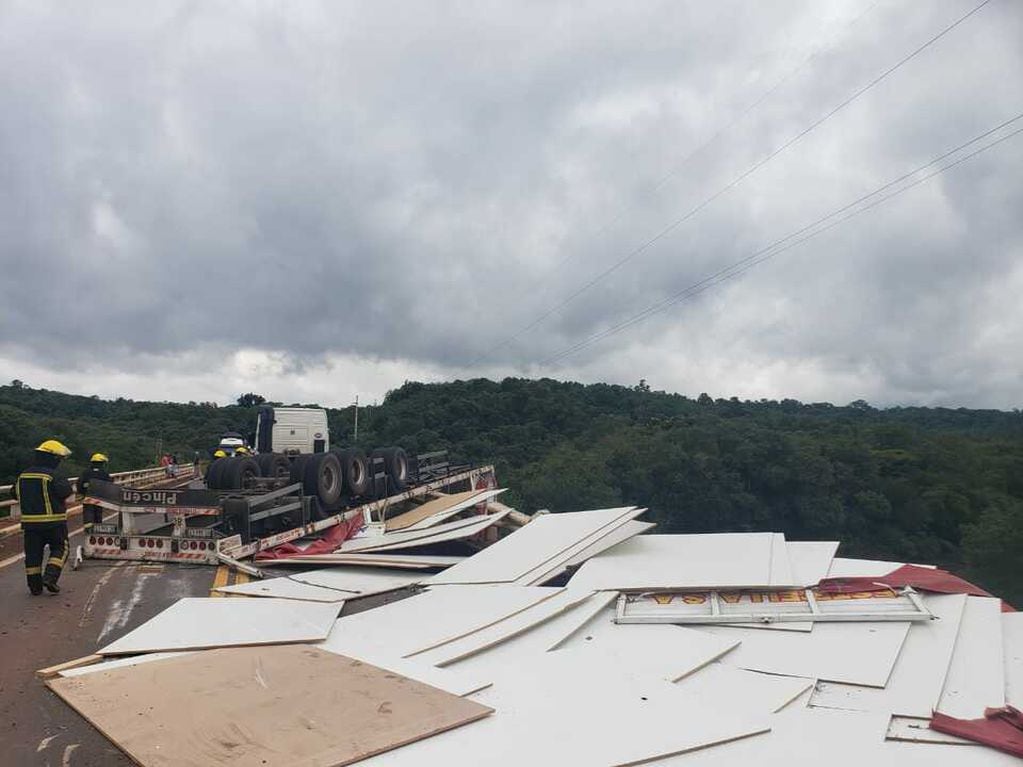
[614,587,934,625]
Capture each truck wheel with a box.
[305,452,343,508]
[256,454,274,475]
[335,448,370,496]
[224,457,261,490]
[263,453,291,481]
[289,454,313,486]
[371,447,409,492]
[206,458,228,490]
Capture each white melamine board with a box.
[403,488,507,531]
[810,594,968,717]
[886,716,981,746]
[314,646,492,697]
[357,648,769,767]
[770,533,796,586]
[339,509,511,553]
[825,557,935,579]
[675,662,815,714]
[216,576,354,602]
[98,598,341,655]
[321,585,562,659]
[560,519,655,568]
[570,532,797,591]
[787,540,840,585]
[409,588,597,666]
[1004,612,1023,708]
[290,566,422,595]
[558,607,740,682]
[59,652,194,678]
[882,740,1023,766]
[430,506,642,585]
[514,511,650,585]
[265,554,465,568]
[936,596,1004,718]
[698,619,911,686]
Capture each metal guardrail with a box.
[0,465,186,520]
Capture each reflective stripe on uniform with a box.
[21,513,68,523]
[25,566,42,575]
[47,556,64,567]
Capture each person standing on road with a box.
[11,440,74,595]
[77,453,112,534]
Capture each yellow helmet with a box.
[235,446,249,455]
[213,449,227,458]
[36,439,72,457]
[90,453,109,463]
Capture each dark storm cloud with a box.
[0,0,1021,407]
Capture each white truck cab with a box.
[254,406,329,455]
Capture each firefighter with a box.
[77,453,112,534]
[12,440,74,595]
[205,449,227,481]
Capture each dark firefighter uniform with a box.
[77,453,112,532]
[13,440,74,595]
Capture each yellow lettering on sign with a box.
[719,592,743,605]
[682,594,706,605]
[651,594,674,605]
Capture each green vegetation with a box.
[2,378,1020,605]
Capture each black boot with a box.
[42,577,60,594]
[28,574,43,595]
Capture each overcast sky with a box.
[1,0,1021,409]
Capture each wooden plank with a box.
[321,585,564,659]
[384,490,482,531]
[36,654,103,679]
[935,596,1005,718]
[402,489,506,531]
[339,510,510,554]
[49,645,493,766]
[99,597,342,655]
[570,532,796,591]
[810,594,968,716]
[1005,612,1023,708]
[431,507,643,585]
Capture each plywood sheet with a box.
[810,594,968,717]
[787,540,840,585]
[49,645,493,767]
[339,510,510,553]
[570,532,796,591]
[935,596,1004,718]
[409,588,597,666]
[1005,612,1023,708]
[674,661,815,714]
[403,489,506,531]
[513,511,650,586]
[431,506,642,585]
[99,598,341,655]
[698,619,911,687]
[315,647,492,697]
[356,648,769,767]
[558,607,741,682]
[321,585,562,659]
[384,490,483,531]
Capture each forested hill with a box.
[1,379,1020,604]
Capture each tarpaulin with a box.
[930,706,1023,758]
[255,516,364,561]
[817,564,1016,612]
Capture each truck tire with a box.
[305,452,343,508]
[289,454,313,486]
[334,448,370,496]
[206,458,228,489]
[372,447,409,492]
[257,453,291,481]
[256,454,274,474]
[223,457,261,490]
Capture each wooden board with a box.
[403,489,506,531]
[810,594,968,716]
[570,532,797,591]
[99,598,341,655]
[339,510,510,554]
[60,652,195,678]
[49,645,493,767]
[431,507,642,585]
[384,491,483,531]
[1005,612,1023,708]
[314,647,492,697]
[935,596,1005,718]
[36,654,102,679]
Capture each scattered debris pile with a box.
[41,504,1022,766]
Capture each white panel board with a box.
[60,652,195,678]
[698,619,911,687]
[810,594,968,717]
[265,554,464,568]
[514,511,651,585]
[403,488,507,530]
[1005,612,1023,708]
[825,557,935,579]
[339,509,511,553]
[216,577,354,602]
[290,567,422,595]
[558,607,741,682]
[320,585,562,659]
[98,598,342,655]
[787,540,840,585]
[886,716,981,746]
[410,588,597,666]
[314,647,492,697]
[560,520,655,568]
[936,596,1005,718]
[356,648,769,767]
[430,506,642,585]
[674,661,815,714]
[570,532,796,591]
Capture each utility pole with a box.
[353,395,359,444]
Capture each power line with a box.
[537,115,1023,367]
[483,0,994,363]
